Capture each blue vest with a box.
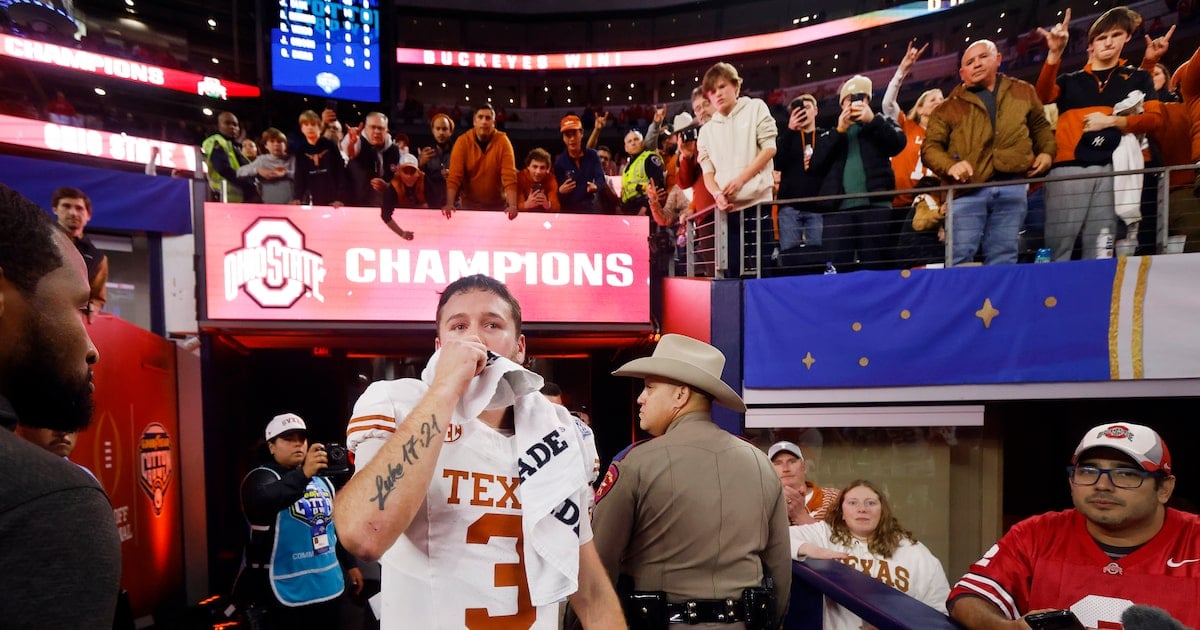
[254,467,345,606]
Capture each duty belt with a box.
[666,598,744,624]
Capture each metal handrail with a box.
[700,162,1197,278]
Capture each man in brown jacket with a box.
[591,334,791,629]
[922,39,1056,266]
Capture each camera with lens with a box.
[323,442,351,475]
[679,126,699,143]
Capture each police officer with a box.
[591,335,791,629]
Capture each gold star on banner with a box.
[802,352,816,370]
[1044,296,1057,308]
[852,322,863,332]
[859,357,870,367]
[975,298,999,328]
[900,309,911,319]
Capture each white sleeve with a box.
[789,521,833,558]
[236,156,262,177]
[346,379,428,469]
[697,126,715,175]
[910,542,951,613]
[882,69,904,122]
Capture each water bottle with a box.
[1096,228,1114,259]
[823,261,837,275]
[1035,247,1052,263]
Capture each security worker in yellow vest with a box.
[620,129,666,215]
[202,111,258,202]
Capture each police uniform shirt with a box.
[591,411,791,622]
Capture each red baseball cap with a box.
[560,115,583,133]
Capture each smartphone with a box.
[850,93,868,103]
[531,182,542,192]
[324,99,338,110]
[1025,610,1085,630]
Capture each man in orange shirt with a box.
[442,104,519,219]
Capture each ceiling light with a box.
[124,0,134,4]
[211,57,219,64]
[94,87,106,96]
[792,18,800,25]
[202,107,213,116]
[207,18,216,28]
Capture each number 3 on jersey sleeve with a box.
[465,513,536,629]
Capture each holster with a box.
[618,574,669,630]
[741,586,776,630]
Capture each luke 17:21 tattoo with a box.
[371,414,441,510]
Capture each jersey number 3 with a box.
[465,513,536,629]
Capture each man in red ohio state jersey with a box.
[949,422,1200,629]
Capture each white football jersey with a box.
[348,379,595,630]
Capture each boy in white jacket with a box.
[697,61,777,276]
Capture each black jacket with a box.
[810,113,906,209]
[776,126,830,204]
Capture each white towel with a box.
[421,350,592,606]
[1111,89,1146,226]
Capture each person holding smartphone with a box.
[949,422,1200,629]
[554,114,609,213]
[776,94,831,255]
[517,147,560,212]
[809,75,907,270]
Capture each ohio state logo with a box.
[1100,425,1134,442]
[138,423,173,517]
[223,218,326,308]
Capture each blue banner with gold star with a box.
[744,261,1119,388]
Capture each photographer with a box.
[518,147,561,212]
[811,75,907,269]
[233,413,361,629]
[776,94,830,254]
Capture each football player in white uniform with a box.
[335,274,625,629]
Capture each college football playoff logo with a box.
[138,422,173,517]
[223,217,327,308]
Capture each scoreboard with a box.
[271,0,380,102]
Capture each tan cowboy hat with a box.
[612,334,746,412]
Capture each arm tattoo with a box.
[370,414,442,511]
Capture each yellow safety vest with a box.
[621,151,654,202]
[202,134,245,202]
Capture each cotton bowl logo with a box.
[138,423,173,517]
[316,71,341,94]
[224,218,327,308]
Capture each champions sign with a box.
[0,33,260,98]
[202,203,651,324]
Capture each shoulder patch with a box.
[594,463,620,504]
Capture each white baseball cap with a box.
[265,413,308,441]
[1073,422,1172,475]
[768,441,804,462]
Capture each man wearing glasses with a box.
[948,423,1199,629]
